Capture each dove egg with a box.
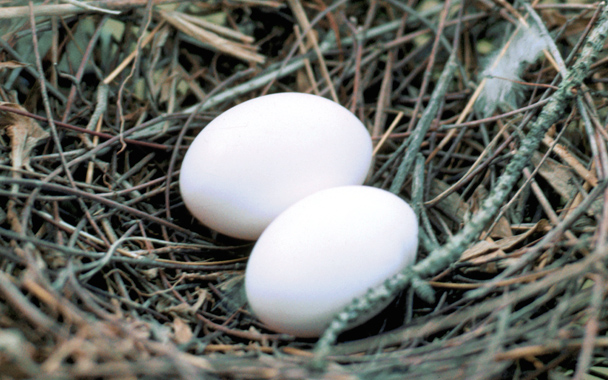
[179,93,373,240]
[244,186,418,337]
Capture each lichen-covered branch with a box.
[313,3,608,365]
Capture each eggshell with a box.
[244,186,418,337]
[179,93,373,240]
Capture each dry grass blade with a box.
[158,10,265,64]
[0,0,186,18]
[0,60,27,69]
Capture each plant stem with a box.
[312,3,608,366]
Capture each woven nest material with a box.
[1,1,607,379]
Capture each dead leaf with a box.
[1,103,49,235]
[541,10,590,37]
[473,251,506,273]
[140,267,158,280]
[0,102,49,172]
[429,178,468,224]
[171,317,193,344]
[531,152,576,200]
[495,220,548,251]
[460,240,499,262]
[158,288,209,316]
[161,302,193,315]
[460,220,546,272]
[470,186,513,238]
[296,67,312,93]
[531,151,602,216]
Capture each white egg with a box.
[179,93,372,240]
[245,186,418,337]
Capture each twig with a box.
[287,0,337,101]
[0,104,170,150]
[313,3,608,364]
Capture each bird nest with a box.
[1,1,607,379]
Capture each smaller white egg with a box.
[245,186,418,337]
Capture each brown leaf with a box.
[158,288,209,316]
[0,102,49,172]
[171,317,193,345]
[531,152,602,216]
[429,178,468,224]
[460,220,546,272]
[470,186,513,238]
[541,10,590,37]
[141,267,159,280]
[495,220,547,251]
[531,152,576,200]
[459,240,499,262]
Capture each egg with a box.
[244,186,418,337]
[179,93,373,240]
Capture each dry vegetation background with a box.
[0,0,607,379]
